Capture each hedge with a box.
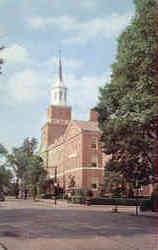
[70,196,151,207]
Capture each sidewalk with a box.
[35,198,158,217]
[5,196,158,217]
[36,198,84,208]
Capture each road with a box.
[0,198,157,250]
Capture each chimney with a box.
[89,108,98,122]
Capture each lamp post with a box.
[50,166,57,205]
[54,167,57,205]
[135,177,139,216]
[54,182,57,205]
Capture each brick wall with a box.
[89,109,98,122]
[47,105,72,121]
[48,126,104,190]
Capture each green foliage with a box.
[0,144,12,190]
[6,138,47,191]
[0,144,7,155]
[96,0,158,185]
[7,137,38,179]
[104,168,125,195]
[0,46,5,74]
[0,165,13,189]
[24,155,47,187]
[0,139,47,195]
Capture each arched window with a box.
[59,91,62,100]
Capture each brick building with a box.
[40,55,109,191]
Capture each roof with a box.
[44,120,100,150]
[73,120,100,132]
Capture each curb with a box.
[36,200,158,215]
[37,199,83,208]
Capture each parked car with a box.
[0,191,5,201]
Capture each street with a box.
[0,198,157,250]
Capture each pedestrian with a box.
[0,188,5,201]
[15,188,19,199]
[151,183,158,212]
[15,181,19,199]
[32,186,37,201]
[22,189,25,199]
[128,188,134,199]
[24,188,28,200]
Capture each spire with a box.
[59,49,63,82]
[51,50,67,106]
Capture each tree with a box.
[7,138,38,181]
[24,155,47,188]
[0,165,13,191]
[96,0,158,188]
[104,167,125,196]
[6,137,47,197]
[0,144,7,155]
[0,144,12,192]
[0,46,5,74]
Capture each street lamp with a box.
[49,166,57,205]
[54,182,57,206]
[135,177,140,216]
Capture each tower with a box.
[41,52,72,152]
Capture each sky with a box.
[0,0,135,150]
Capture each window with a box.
[91,137,97,149]
[59,91,63,100]
[92,162,97,167]
[91,152,97,167]
[91,183,97,189]
[91,177,99,189]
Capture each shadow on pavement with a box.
[0,207,156,240]
[0,242,7,250]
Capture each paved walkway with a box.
[35,198,158,217]
[0,198,158,250]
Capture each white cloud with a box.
[2,53,85,105]
[64,13,133,44]
[4,67,109,119]
[27,12,133,43]
[7,70,47,103]
[63,71,110,120]
[28,16,78,31]
[1,44,31,64]
[80,0,97,8]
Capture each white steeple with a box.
[51,50,67,106]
